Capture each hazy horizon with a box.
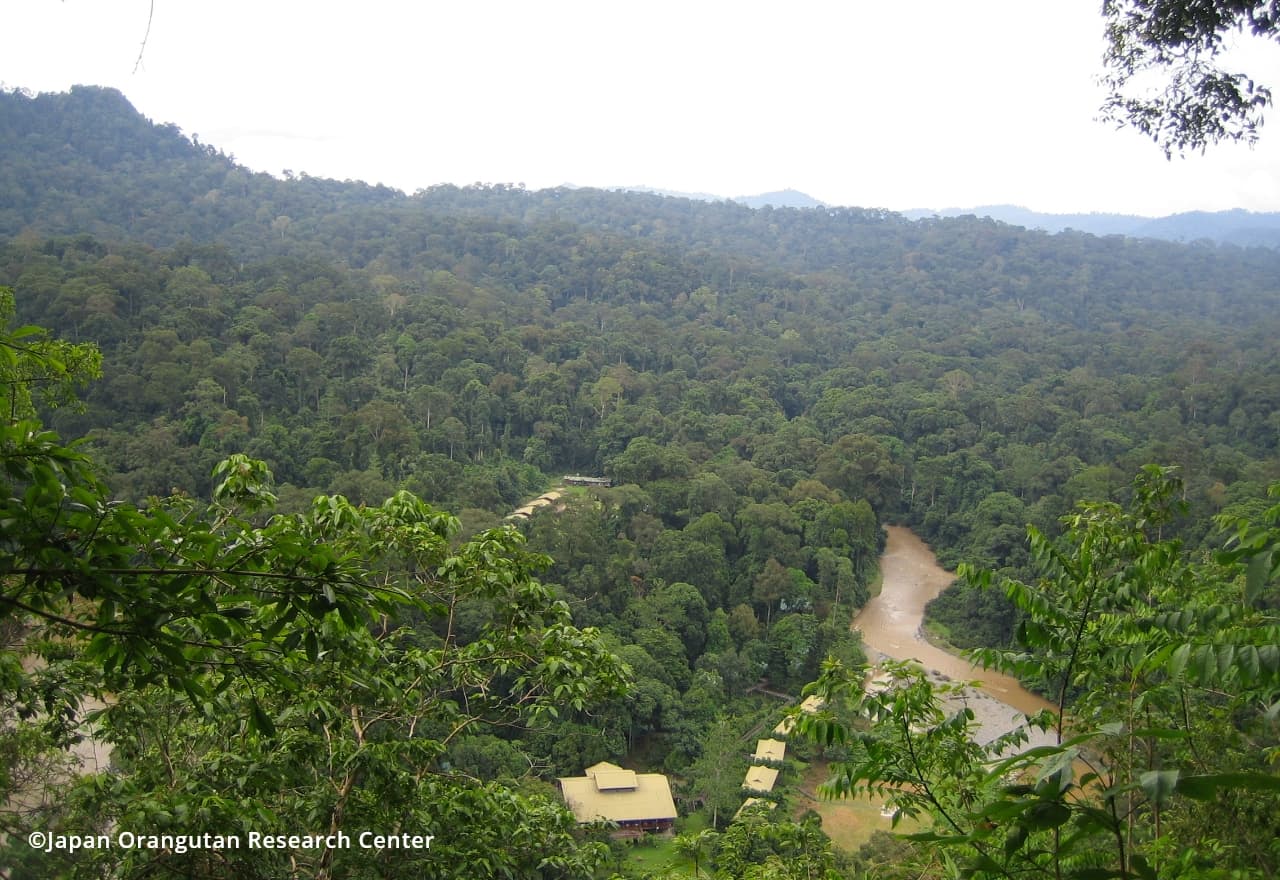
[7,0,1280,217]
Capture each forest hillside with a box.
[1,85,1277,879]
[3,87,1276,573]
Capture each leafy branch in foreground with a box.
[1100,0,1278,155]
[802,468,1280,880]
[0,338,628,878]
[2,431,628,878]
[0,303,638,879]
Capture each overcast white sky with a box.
[6,1,1280,216]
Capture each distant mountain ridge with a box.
[734,189,826,210]
[900,204,1280,248]
[619,186,826,210]
[620,187,1280,248]
[4,85,1278,260]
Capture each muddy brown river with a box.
[856,526,1057,720]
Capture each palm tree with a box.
[673,828,718,878]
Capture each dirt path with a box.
[854,526,1057,744]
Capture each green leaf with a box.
[960,853,1005,878]
[1024,800,1071,829]
[1003,824,1028,856]
[1130,854,1158,880]
[1192,645,1217,683]
[1174,772,1280,800]
[1239,645,1261,683]
[1245,548,1272,605]
[977,800,1038,823]
[1035,748,1078,798]
[249,701,276,737]
[1139,769,1180,805]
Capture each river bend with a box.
[855,526,1056,722]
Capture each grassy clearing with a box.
[621,813,709,876]
[623,834,679,875]
[791,760,915,852]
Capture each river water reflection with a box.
[855,526,1056,719]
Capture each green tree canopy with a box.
[0,319,628,879]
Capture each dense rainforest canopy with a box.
[0,85,1277,879]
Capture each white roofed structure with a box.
[742,765,780,793]
[800,695,825,714]
[558,762,677,835]
[753,739,786,763]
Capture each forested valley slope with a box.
[0,85,1277,879]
